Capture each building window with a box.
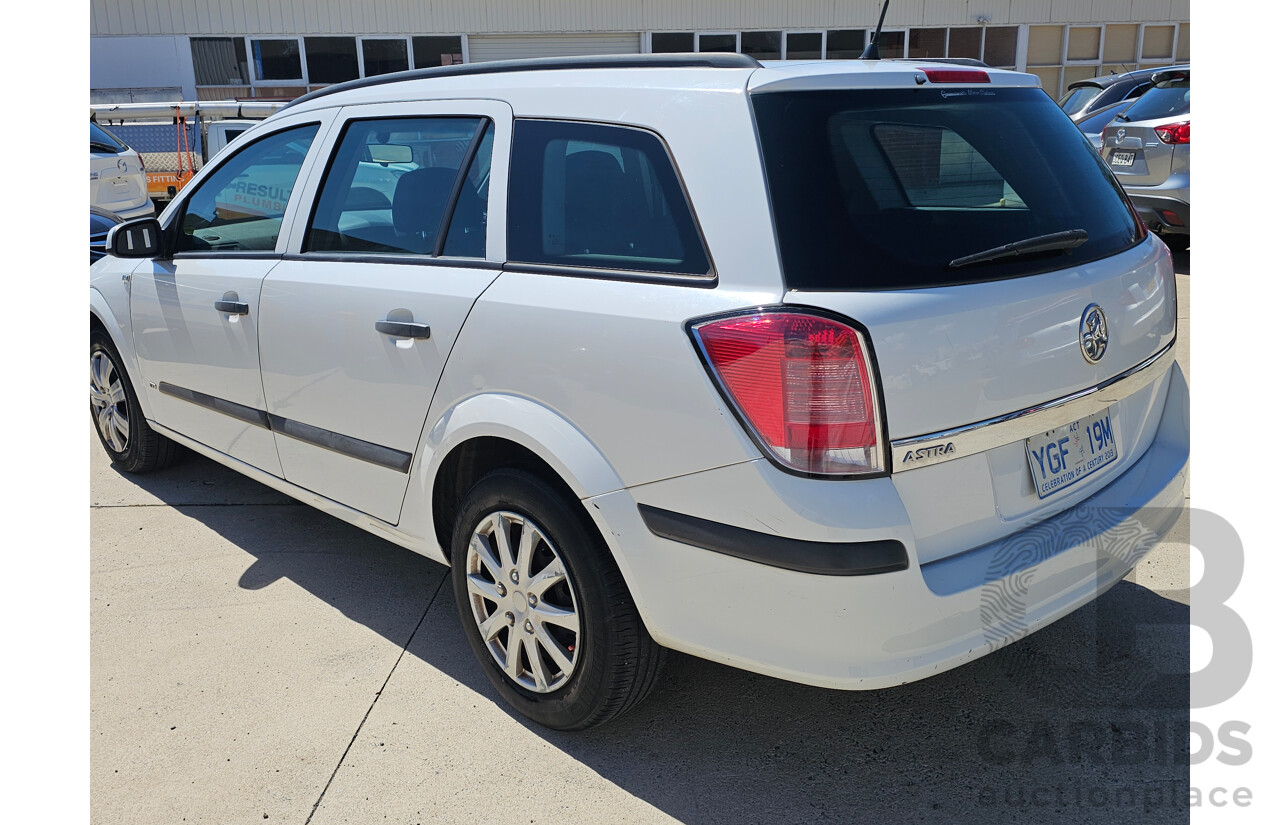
[191,38,249,86]
[651,32,694,53]
[908,28,947,59]
[981,27,1017,68]
[741,31,782,60]
[825,30,865,59]
[413,36,464,67]
[252,39,303,82]
[697,33,738,53]
[362,38,409,76]
[304,37,359,84]
[947,28,982,60]
[785,32,823,60]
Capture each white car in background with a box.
[90,54,1188,731]
[90,122,155,220]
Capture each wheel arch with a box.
[409,394,626,563]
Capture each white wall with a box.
[90,35,197,99]
[88,0,1191,36]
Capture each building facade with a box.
[90,1,1190,103]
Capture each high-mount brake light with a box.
[923,69,990,84]
[692,312,885,476]
[1154,121,1190,145]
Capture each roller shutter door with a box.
[467,33,641,63]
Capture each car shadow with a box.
[120,450,1191,824]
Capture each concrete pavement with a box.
[91,256,1192,824]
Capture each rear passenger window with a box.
[305,116,490,256]
[176,124,319,253]
[508,120,710,277]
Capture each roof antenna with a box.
[859,0,892,60]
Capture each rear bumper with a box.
[1124,176,1190,234]
[586,362,1188,690]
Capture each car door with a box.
[258,100,510,523]
[129,112,334,475]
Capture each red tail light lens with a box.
[692,312,884,475]
[1154,121,1190,144]
[923,69,990,84]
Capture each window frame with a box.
[168,117,329,259]
[505,117,717,286]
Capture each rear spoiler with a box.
[1150,68,1190,85]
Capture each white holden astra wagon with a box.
[90,53,1188,730]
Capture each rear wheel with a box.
[90,330,178,473]
[1160,233,1189,252]
[451,468,665,730]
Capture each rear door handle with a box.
[375,320,431,339]
[214,300,249,315]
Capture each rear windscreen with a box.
[1121,80,1190,121]
[752,87,1143,290]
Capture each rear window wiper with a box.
[948,229,1089,270]
[90,141,121,153]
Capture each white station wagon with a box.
[90,53,1188,730]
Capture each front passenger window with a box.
[176,124,320,253]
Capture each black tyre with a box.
[451,468,665,730]
[90,329,178,473]
[1161,233,1190,252]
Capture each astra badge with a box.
[901,442,956,463]
[1079,303,1108,364]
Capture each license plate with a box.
[1025,409,1119,499]
[1110,151,1135,167]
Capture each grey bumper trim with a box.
[638,504,909,576]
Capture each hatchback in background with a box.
[1059,64,1187,123]
[90,122,155,220]
[1100,68,1190,250]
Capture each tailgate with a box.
[1102,123,1176,186]
[786,238,1176,442]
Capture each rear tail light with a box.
[1153,121,1190,144]
[691,311,885,476]
[922,69,990,84]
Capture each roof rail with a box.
[284,52,762,110]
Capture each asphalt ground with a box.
[91,253,1192,824]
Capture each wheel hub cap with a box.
[465,511,581,693]
[90,351,130,453]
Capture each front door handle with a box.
[375,320,431,339]
[215,300,249,315]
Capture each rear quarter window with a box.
[507,120,711,277]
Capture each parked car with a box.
[1075,99,1136,152]
[89,206,123,263]
[90,54,1187,730]
[1059,64,1188,123]
[1100,68,1190,250]
[90,122,155,220]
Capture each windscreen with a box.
[752,87,1143,290]
[1058,85,1101,115]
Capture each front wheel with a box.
[90,330,178,473]
[451,468,665,730]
